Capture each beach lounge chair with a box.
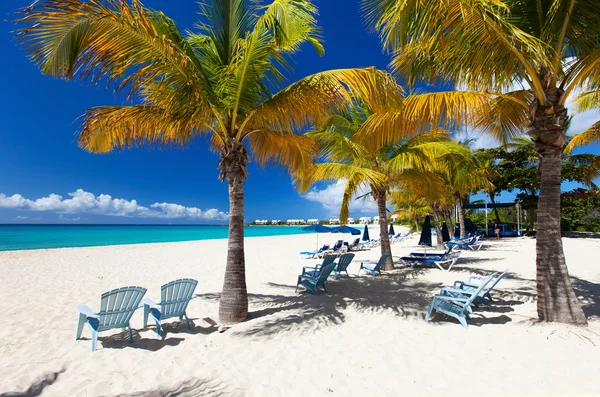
[446,236,482,251]
[299,244,330,259]
[142,278,198,337]
[358,253,390,276]
[399,251,461,271]
[76,286,147,352]
[348,238,361,251]
[296,262,337,295]
[333,253,355,280]
[424,273,496,328]
[409,245,455,259]
[451,269,510,304]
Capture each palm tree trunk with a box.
[531,88,586,325]
[489,192,500,223]
[432,206,444,250]
[218,141,249,325]
[455,197,466,238]
[375,190,393,271]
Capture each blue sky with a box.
[0,1,598,224]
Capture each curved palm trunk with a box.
[218,141,249,325]
[432,206,444,250]
[375,190,393,271]
[489,192,500,223]
[530,88,586,324]
[455,197,466,238]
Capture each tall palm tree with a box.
[362,0,600,324]
[298,102,459,270]
[15,0,402,324]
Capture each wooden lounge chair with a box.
[142,278,198,337]
[358,253,390,276]
[424,273,496,328]
[76,286,147,352]
[296,262,337,295]
[451,269,510,304]
[333,253,355,280]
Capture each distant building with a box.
[347,217,355,224]
[373,216,380,224]
[255,219,268,225]
[390,214,399,222]
[359,217,372,224]
[307,219,319,225]
[271,220,280,225]
[329,218,340,224]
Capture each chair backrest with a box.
[352,238,360,245]
[316,263,337,287]
[98,286,147,331]
[318,244,329,252]
[333,240,343,250]
[463,273,496,307]
[337,253,355,270]
[322,255,336,267]
[487,269,509,291]
[160,278,198,318]
[373,253,391,272]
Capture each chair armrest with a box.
[298,274,318,282]
[452,281,465,288]
[434,295,468,303]
[140,297,160,308]
[302,266,320,275]
[77,305,99,318]
[441,287,472,296]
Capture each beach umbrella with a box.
[388,224,395,236]
[300,224,334,249]
[441,222,451,242]
[331,225,361,235]
[362,224,370,241]
[419,215,432,249]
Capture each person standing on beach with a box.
[494,223,500,240]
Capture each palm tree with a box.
[15,0,402,324]
[298,102,459,270]
[362,0,600,324]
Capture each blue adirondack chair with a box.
[142,278,198,337]
[301,254,336,277]
[358,253,390,276]
[451,269,510,304]
[296,262,337,295]
[76,286,147,352]
[424,273,496,328]
[333,253,355,280]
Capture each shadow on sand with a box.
[0,369,66,397]
[111,377,235,397]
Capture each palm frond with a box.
[564,121,600,153]
[245,129,318,173]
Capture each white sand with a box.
[1,234,599,396]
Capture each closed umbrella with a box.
[441,222,451,242]
[419,215,432,253]
[362,224,370,241]
[388,224,395,236]
[301,224,334,250]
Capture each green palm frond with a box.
[564,121,600,153]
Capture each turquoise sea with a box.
[0,225,305,251]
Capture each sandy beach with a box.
[1,234,599,396]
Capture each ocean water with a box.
[0,225,305,251]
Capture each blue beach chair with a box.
[296,262,337,295]
[451,269,510,304]
[425,273,496,328]
[142,278,198,337]
[399,250,461,271]
[333,253,355,280]
[302,254,336,277]
[76,286,147,352]
[358,253,390,276]
[300,244,330,259]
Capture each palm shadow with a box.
[110,377,236,397]
[571,277,600,319]
[0,369,65,397]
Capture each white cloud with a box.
[303,180,377,217]
[0,189,229,221]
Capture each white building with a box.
[329,218,340,224]
[347,217,355,224]
[255,219,268,225]
[390,214,399,222]
[359,217,372,224]
[307,219,319,225]
[271,220,280,225]
[373,216,380,224]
